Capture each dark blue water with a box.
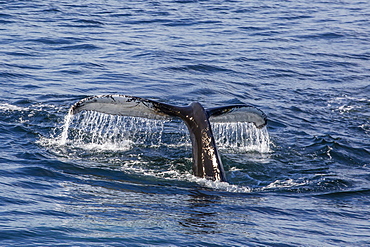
[1,0,370,246]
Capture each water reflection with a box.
[179,190,222,234]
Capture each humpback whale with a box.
[69,95,267,182]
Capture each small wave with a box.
[165,64,235,74]
[194,178,252,193]
[295,32,345,40]
[74,19,105,26]
[30,37,79,45]
[317,188,370,198]
[328,95,370,114]
[0,71,32,79]
[158,172,253,193]
[263,178,308,190]
[194,177,253,193]
[55,44,101,51]
[360,123,369,135]
[0,103,28,112]
[257,174,357,194]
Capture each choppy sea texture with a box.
[1,0,370,246]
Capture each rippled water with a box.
[1,0,370,246]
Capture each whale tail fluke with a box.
[207,105,267,128]
[68,94,268,182]
[70,95,267,128]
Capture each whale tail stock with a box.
[69,95,267,182]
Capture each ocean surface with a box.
[1,0,369,246]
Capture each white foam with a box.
[328,95,370,114]
[73,140,132,152]
[184,174,252,193]
[263,179,308,190]
[0,103,28,112]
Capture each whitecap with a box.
[0,103,28,112]
[263,178,308,190]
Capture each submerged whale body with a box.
[69,95,267,182]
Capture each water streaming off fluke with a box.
[57,110,271,153]
[212,122,271,153]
